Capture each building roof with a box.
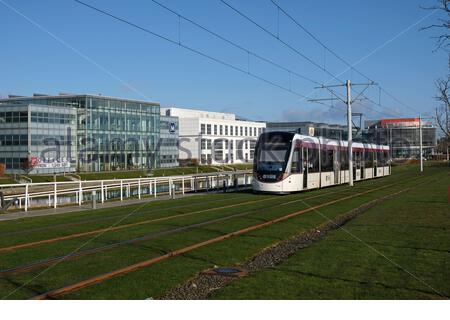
[161,107,235,120]
[0,93,160,106]
[266,121,348,130]
[365,118,435,129]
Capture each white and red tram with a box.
[252,132,390,194]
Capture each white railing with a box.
[0,170,253,212]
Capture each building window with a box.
[214,140,223,161]
[225,125,228,135]
[207,124,211,135]
[201,124,205,134]
[230,126,234,136]
[214,125,217,135]
[240,126,243,136]
[245,127,248,136]
[219,125,223,135]
[201,139,206,150]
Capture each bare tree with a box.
[435,76,450,138]
[421,0,450,51]
[21,156,38,175]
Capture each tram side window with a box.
[308,148,320,173]
[378,152,382,166]
[290,148,302,173]
[354,151,362,168]
[378,151,384,166]
[374,151,380,167]
[320,149,334,172]
[365,151,374,168]
[340,150,349,170]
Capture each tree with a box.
[421,0,450,51]
[21,156,39,175]
[435,76,450,139]
[422,1,450,157]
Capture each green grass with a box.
[74,165,249,181]
[0,164,444,299]
[29,175,71,183]
[152,166,218,177]
[211,167,450,299]
[0,175,70,184]
[0,177,15,184]
[77,170,149,181]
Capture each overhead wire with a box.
[269,0,421,115]
[150,0,322,86]
[219,0,346,85]
[220,0,398,117]
[73,0,308,98]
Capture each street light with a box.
[418,116,434,173]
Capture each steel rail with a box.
[0,188,352,277]
[0,194,250,239]
[31,180,406,300]
[0,187,361,276]
[0,186,352,253]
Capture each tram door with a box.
[302,148,308,189]
[333,149,340,184]
[352,151,357,181]
[354,151,362,180]
[361,151,366,179]
[374,152,378,177]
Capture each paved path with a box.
[0,188,247,222]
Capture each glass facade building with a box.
[1,94,162,172]
[0,103,77,174]
[365,118,437,159]
[159,115,179,168]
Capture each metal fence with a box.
[0,170,253,212]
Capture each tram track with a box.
[0,187,359,276]
[0,185,365,253]
[0,173,416,279]
[29,175,421,300]
[0,194,250,239]
[0,169,414,241]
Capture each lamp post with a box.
[418,116,434,173]
[419,116,423,173]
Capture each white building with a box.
[161,107,266,165]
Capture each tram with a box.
[252,131,390,194]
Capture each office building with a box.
[266,121,358,140]
[159,115,179,168]
[0,103,77,174]
[161,107,266,165]
[0,93,165,173]
[365,118,437,159]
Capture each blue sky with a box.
[0,0,447,124]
